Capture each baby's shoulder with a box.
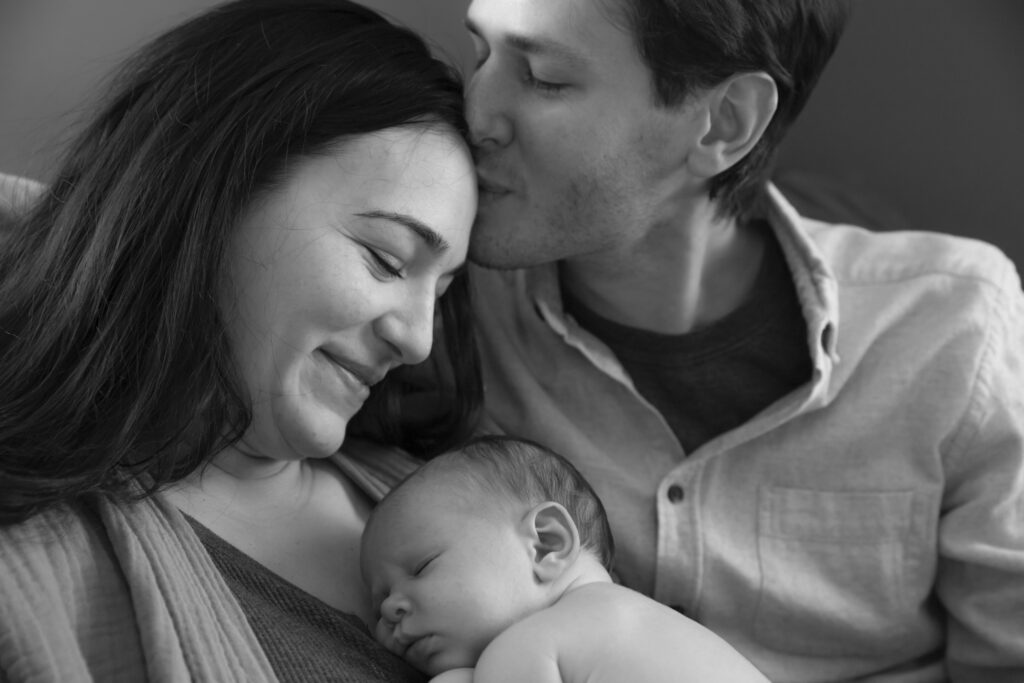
[554,583,737,651]
[481,583,768,682]
[479,586,624,653]
[556,582,666,622]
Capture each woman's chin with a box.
[271,400,353,460]
[288,422,349,459]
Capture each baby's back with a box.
[475,582,769,682]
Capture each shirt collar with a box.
[764,182,841,367]
[522,182,842,395]
[525,263,636,385]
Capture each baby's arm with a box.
[429,668,475,683]
[426,640,561,683]
[468,621,563,683]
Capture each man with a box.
[461,0,1024,680]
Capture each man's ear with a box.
[522,501,580,584]
[686,71,778,179]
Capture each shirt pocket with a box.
[754,486,917,657]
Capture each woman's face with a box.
[222,126,476,461]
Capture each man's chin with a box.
[469,231,561,271]
[466,255,521,271]
[467,248,551,271]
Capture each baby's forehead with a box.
[377,467,524,529]
[394,459,489,503]
[372,475,468,527]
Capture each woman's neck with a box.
[170,447,317,517]
[166,447,376,622]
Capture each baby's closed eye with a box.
[414,555,436,576]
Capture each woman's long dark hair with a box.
[0,0,481,525]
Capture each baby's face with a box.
[361,479,544,676]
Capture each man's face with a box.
[465,0,698,269]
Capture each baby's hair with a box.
[390,435,615,569]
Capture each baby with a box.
[360,435,769,682]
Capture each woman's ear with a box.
[522,501,581,584]
[686,71,778,179]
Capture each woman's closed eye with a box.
[363,244,404,279]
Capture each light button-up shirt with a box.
[470,186,1024,682]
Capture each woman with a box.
[0,1,480,680]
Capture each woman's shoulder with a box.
[0,172,42,236]
[1,493,199,609]
[0,173,43,216]
[0,503,148,678]
[0,502,133,605]
[1,503,100,559]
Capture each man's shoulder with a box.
[805,219,1020,293]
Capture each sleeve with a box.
[938,261,1024,682]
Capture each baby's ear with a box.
[523,501,580,584]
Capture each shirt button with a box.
[667,485,685,503]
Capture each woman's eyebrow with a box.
[355,210,448,252]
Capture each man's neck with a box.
[558,199,767,335]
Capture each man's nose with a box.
[466,68,513,149]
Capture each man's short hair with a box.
[603,0,850,221]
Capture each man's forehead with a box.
[466,0,630,51]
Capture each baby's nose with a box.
[380,592,410,623]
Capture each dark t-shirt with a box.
[187,516,425,683]
[562,225,811,454]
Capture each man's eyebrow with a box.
[464,18,587,69]
[355,210,448,252]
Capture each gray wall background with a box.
[2,1,1022,266]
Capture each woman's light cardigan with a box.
[0,448,418,682]
[0,490,278,682]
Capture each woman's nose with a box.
[377,292,435,366]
